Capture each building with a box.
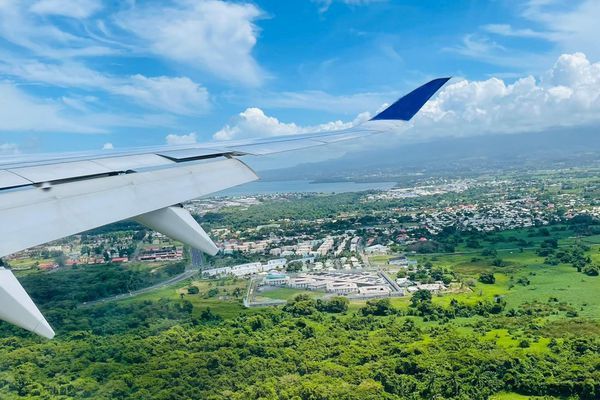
[389,256,417,267]
[38,262,58,271]
[407,282,446,293]
[358,285,391,295]
[365,244,389,255]
[267,258,287,268]
[289,276,316,289]
[326,282,358,294]
[396,277,414,287]
[203,259,286,278]
[263,273,290,286]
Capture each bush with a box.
[519,339,530,348]
[361,298,395,316]
[479,272,496,284]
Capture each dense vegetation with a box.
[20,262,186,305]
[0,286,598,399]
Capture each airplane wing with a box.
[0,77,450,338]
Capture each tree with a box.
[479,272,496,284]
[410,289,432,307]
[329,296,349,313]
[361,298,395,316]
[481,248,497,257]
[187,286,200,295]
[583,265,599,276]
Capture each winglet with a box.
[371,77,451,121]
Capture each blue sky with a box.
[0,0,599,156]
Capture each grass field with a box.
[123,278,252,318]
[414,242,600,318]
[257,287,319,300]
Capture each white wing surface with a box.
[0,77,450,338]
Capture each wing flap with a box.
[91,154,175,171]
[157,147,231,161]
[9,161,113,184]
[0,170,31,188]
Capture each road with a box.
[378,270,401,292]
[81,268,200,306]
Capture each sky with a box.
[0,0,599,160]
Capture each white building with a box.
[407,282,446,293]
[263,273,290,286]
[267,258,287,268]
[396,277,414,287]
[326,282,358,294]
[203,259,286,278]
[358,285,391,295]
[365,244,389,255]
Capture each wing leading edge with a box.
[0,77,450,338]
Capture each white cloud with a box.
[0,60,111,88]
[102,142,113,150]
[0,1,114,58]
[446,34,550,70]
[314,0,385,13]
[482,24,558,40]
[477,1,600,65]
[0,142,19,155]
[117,0,264,86]
[405,52,600,140]
[215,52,600,145]
[30,0,102,19]
[0,61,211,115]
[252,90,394,115]
[112,75,210,116]
[0,82,102,133]
[165,132,198,145]
[213,107,370,141]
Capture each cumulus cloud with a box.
[102,142,113,150]
[117,0,264,86]
[213,107,370,141]
[165,132,198,145]
[214,53,600,145]
[408,52,600,140]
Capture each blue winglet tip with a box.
[370,77,451,121]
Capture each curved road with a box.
[81,269,199,307]
[81,248,206,307]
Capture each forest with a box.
[0,263,598,399]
